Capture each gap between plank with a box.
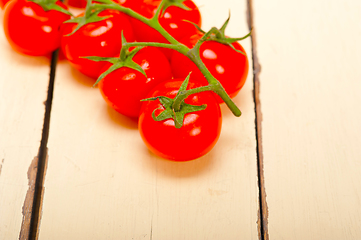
[28,50,59,240]
[246,0,269,239]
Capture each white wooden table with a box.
[1,0,360,239]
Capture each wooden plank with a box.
[253,0,361,239]
[0,11,50,240]
[37,0,260,239]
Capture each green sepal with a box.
[28,0,73,16]
[142,75,207,128]
[198,15,252,56]
[150,97,174,121]
[141,96,173,110]
[183,20,205,33]
[223,30,252,43]
[219,11,231,35]
[173,103,206,128]
[82,56,118,64]
[143,96,206,129]
[161,0,190,16]
[177,71,190,92]
[64,9,110,36]
[84,46,146,87]
[141,96,175,122]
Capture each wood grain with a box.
[0,11,50,240]
[37,1,260,239]
[253,0,361,239]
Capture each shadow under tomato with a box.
[70,65,97,87]
[2,43,50,67]
[143,147,217,178]
[106,105,138,130]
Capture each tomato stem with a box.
[172,85,214,112]
[124,42,189,55]
[90,0,245,117]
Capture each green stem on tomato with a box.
[151,0,166,21]
[85,0,93,18]
[94,3,179,45]
[172,85,214,112]
[186,45,242,116]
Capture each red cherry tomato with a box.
[139,80,222,161]
[98,47,172,118]
[170,32,249,102]
[3,0,71,56]
[61,9,135,79]
[122,0,201,59]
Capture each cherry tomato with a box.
[98,47,172,118]
[170,32,249,102]
[122,0,201,59]
[61,9,135,79]
[3,0,71,56]
[139,79,222,161]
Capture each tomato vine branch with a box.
[90,0,247,117]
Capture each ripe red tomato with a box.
[61,9,135,79]
[170,32,249,102]
[139,79,222,161]
[98,47,172,118]
[122,0,201,59]
[3,0,71,56]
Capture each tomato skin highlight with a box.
[171,32,249,102]
[60,9,135,79]
[3,0,71,56]
[139,80,222,161]
[122,0,201,59]
[98,47,172,118]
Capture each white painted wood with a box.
[0,11,50,240]
[254,0,361,239]
[38,1,259,239]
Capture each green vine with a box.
[76,0,251,125]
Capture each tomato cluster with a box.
[1,0,249,161]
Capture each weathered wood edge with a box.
[29,50,59,240]
[18,156,38,240]
[18,50,58,240]
[246,1,269,239]
[18,152,49,240]
[32,152,48,240]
